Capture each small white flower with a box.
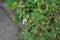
[22,18,27,25]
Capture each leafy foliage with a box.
[5,0,60,40]
[5,0,18,10]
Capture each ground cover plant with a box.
[5,0,60,40]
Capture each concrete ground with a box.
[0,3,17,40]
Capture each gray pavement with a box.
[0,6,17,40]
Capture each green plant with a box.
[5,0,60,40]
[5,0,18,10]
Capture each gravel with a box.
[0,4,17,40]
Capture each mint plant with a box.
[5,0,60,40]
